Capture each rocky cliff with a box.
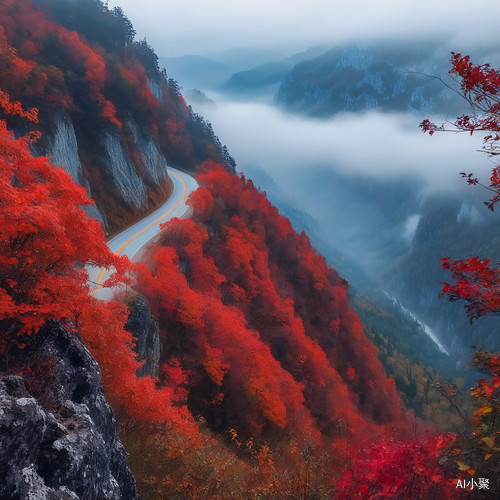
[0,322,137,500]
[125,295,161,378]
[33,111,172,234]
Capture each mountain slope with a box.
[0,2,467,498]
[275,43,463,116]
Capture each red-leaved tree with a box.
[419,54,500,496]
[334,434,458,500]
[0,89,126,336]
[421,54,500,321]
[0,89,197,438]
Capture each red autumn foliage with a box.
[136,160,412,446]
[0,0,121,128]
[422,55,500,322]
[0,0,193,154]
[420,53,500,211]
[419,53,500,495]
[334,433,458,500]
[187,186,214,223]
[197,162,411,436]
[0,92,122,335]
[439,256,500,323]
[136,241,313,437]
[0,91,197,438]
[118,57,159,117]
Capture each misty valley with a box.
[1,0,500,499]
[177,42,500,375]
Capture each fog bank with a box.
[197,96,489,192]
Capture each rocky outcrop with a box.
[129,119,169,186]
[0,322,137,499]
[148,78,164,102]
[48,113,85,186]
[125,295,161,378]
[31,113,108,228]
[101,128,148,209]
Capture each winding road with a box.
[88,166,199,300]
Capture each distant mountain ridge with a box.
[275,43,464,116]
[221,46,327,96]
[160,46,328,97]
[159,55,232,90]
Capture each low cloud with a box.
[403,214,422,242]
[190,96,498,279]
[198,96,489,192]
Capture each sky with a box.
[108,0,500,57]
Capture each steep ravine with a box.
[385,198,500,371]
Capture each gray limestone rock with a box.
[101,129,148,209]
[147,79,163,102]
[0,322,137,500]
[129,119,168,186]
[47,113,84,186]
[125,295,161,378]
[29,114,108,229]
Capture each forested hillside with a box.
[1,1,498,499]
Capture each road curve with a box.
[88,166,199,299]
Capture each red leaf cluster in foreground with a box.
[420,53,500,211]
[0,93,197,437]
[422,54,500,324]
[440,256,500,323]
[136,160,412,444]
[335,434,457,499]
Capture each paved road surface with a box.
[88,167,198,300]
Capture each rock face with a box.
[31,108,172,234]
[125,295,161,378]
[148,78,164,102]
[0,322,137,500]
[30,113,108,229]
[101,128,148,209]
[129,119,169,187]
